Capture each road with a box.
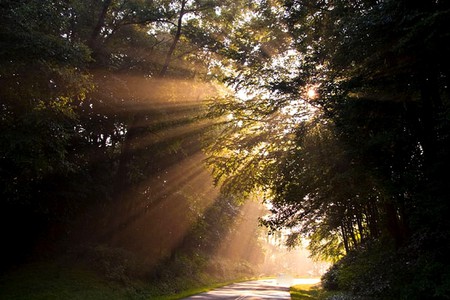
[181,278,320,299]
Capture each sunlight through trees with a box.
[1,1,450,299]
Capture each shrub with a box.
[321,236,450,300]
[69,245,147,283]
[321,241,395,298]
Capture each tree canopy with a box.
[203,0,450,298]
[0,0,258,269]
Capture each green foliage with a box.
[260,121,385,261]
[0,0,257,270]
[0,0,93,192]
[204,0,450,299]
[0,245,258,299]
[150,254,256,296]
[69,245,148,283]
[321,237,450,300]
[3,1,449,299]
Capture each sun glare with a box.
[307,87,317,99]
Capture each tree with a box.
[204,0,450,298]
[0,0,94,265]
[0,0,273,279]
[202,0,316,199]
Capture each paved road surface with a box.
[181,278,320,299]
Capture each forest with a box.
[1,0,450,299]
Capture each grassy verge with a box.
[290,283,336,300]
[290,283,320,300]
[0,262,258,300]
[152,279,251,300]
[0,262,139,300]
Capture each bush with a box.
[321,237,450,300]
[68,245,259,297]
[69,245,147,283]
[321,262,340,291]
[321,241,395,299]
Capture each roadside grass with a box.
[290,283,336,300]
[152,275,271,299]
[153,279,246,300]
[0,262,140,300]
[0,262,258,300]
[290,283,319,300]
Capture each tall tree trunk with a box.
[89,0,112,51]
[366,202,380,239]
[356,214,364,243]
[384,202,404,248]
[348,220,358,248]
[159,0,186,77]
[340,224,350,254]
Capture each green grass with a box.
[152,276,266,299]
[0,262,259,300]
[2,263,330,300]
[1,264,339,300]
[152,280,240,300]
[290,283,336,300]
[290,283,319,300]
[0,262,149,300]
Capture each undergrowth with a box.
[0,244,258,299]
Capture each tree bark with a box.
[340,224,350,254]
[89,0,112,51]
[159,0,186,77]
[384,202,404,248]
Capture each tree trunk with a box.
[159,0,186,77]
[356,214,364,243]
[384,202,404,248]
[89,0,112,51]
[340,224,350,254]
[366,202,380,239]
[348,221,358,248]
